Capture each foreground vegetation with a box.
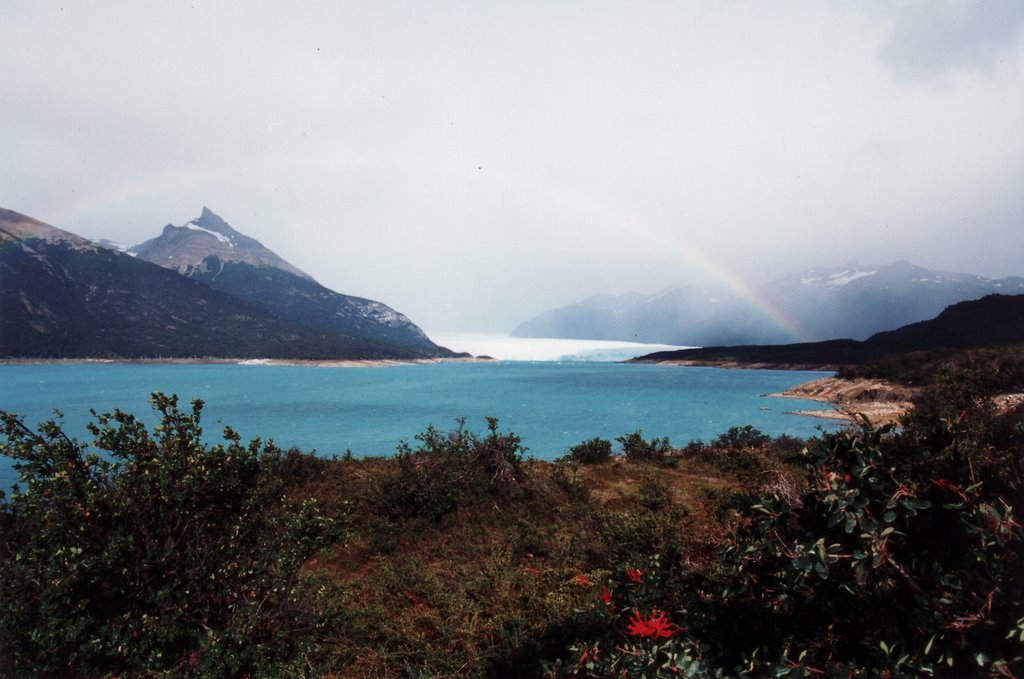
[1,363,1022,677]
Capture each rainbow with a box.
[40,148,808,343]
[628,223,809,343]
[480,165,810,343]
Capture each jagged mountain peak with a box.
[130,208,447,355]
[189,207,237,238]
[1,207,454,359]
[197,206,227,227]
[134,209,312,280]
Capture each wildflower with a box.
[625,610,679,639]
[625,567,643,583]
[574,574,591,586]
[598,585,613,606]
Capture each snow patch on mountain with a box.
[183,222,234,247]
[358,301,414,328]
[91,239,137,255]
[802,268,878,288]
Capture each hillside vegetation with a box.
[634,294,1024,377]
[1,362,1022,677]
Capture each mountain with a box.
[513,261,1024,346]
[0,208,451,359]
[631,294,1024,368]
[132,207,311,279]
[130,208,444,355]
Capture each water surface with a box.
[1,361,837,488]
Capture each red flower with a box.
[844,474,852,483]
[625,610,679,639]
[598,585,613,605]
[573,574,591,586]
[625,567,643,583]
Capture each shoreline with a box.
[630,358,843,372]
[0,356,494,368]
[636,359,916,426]
[769,376,917,426]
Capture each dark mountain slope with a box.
[633,294,1024,368]
[867,294,1024,352]
[132,209,448,356]
[0,209,443,359]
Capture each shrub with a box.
[0,393,345,678]
[546,369,1023,677]
[617,430,672,462]
[712,424,770,450]
[636,468,675,513]
[703,414,1024,676]
[562,437,613,465]
[378,416,529,522]
[551,461,591,502]
[543,556,714,678]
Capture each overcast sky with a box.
[3,1,1023,332]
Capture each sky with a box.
[2,1,1023,332]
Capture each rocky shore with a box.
[769,377,917,426]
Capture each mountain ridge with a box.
[514,261,1024,346]
[133,207,312,280]
[0,208,455,359]
[130,208,443,354]
[630,293,1024,369]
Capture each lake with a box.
[0,360,837,490]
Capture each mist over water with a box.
[429,333,689,362]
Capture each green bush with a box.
[562,437,613,464]
[712,424,770,450]
[0,393,345,678]
[543,556,714,678]
[701,410,1024,675]
[617,430,672,462]
[377,416,530,522]
[551,461,591,502]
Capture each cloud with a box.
[1,2,1022,332]
[879,0,1024,82]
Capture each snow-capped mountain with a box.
[128,208,450,356]
[0,208,447,359]
[133,207,311,280]
[513,261,1024,346]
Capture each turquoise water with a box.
[0,362,836,488]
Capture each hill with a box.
[131,208,443,355]
[514,261,1024,346]
[0,208,451,359]
[632,294,1024,374]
